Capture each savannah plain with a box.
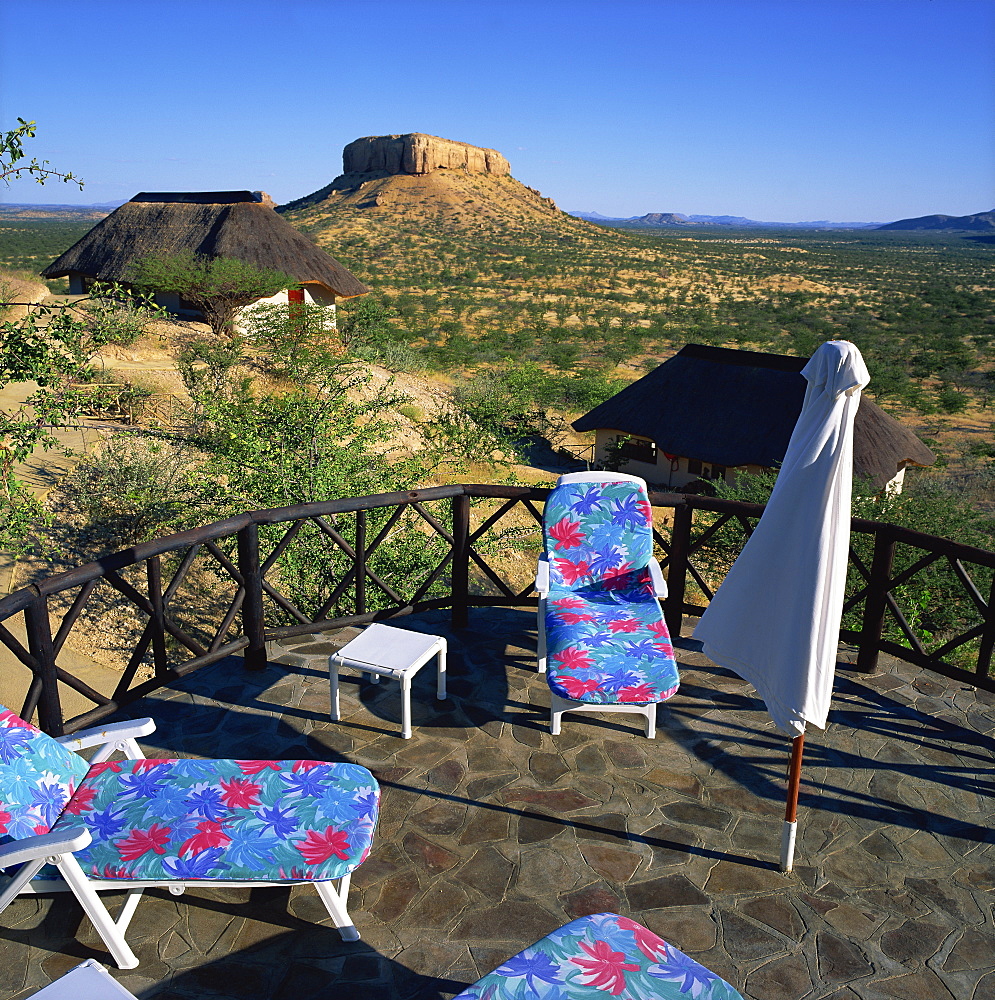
[2,176,993,482]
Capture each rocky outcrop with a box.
[277,132,576,229]
[342,134,510,177]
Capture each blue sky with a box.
[1,0,992,221]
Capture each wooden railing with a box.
[1,485,993,735]
[660,495,995,694]
[68,383,182,427]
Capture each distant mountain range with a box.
[4,195,991,235]
[876,210,995,231]
[0,200,127,221]
[569,210,880,229]
[0,200,127,212]
[571,208,995,232]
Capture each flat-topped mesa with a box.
[342,133,511,177]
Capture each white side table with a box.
[29,960,139,999]
[329,623,447,739]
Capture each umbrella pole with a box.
[780,733,805,872]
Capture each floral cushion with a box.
[50,758,379,882]
[453,912,744,999]
[542,481,679,705]
[0,708,90,845]
[545,583,679,705]
[543,482,655,590]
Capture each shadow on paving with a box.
[659,659,995,844]
[138,925,465,1000]
[8,607,994,999]
[200,625,517,741]
[117,642,763,870]
[2,888,466,1000]
[115,610,993,850]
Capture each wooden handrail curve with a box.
[1,484,993,735]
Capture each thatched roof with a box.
[573,344,935,489]
[42,191,369,299]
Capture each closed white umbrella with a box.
[693,340,870,871]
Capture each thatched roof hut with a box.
[42,191,368,301]
[573,344,935,492]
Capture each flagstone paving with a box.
[4,607,994,999]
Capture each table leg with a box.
[436,640,447,700]
[401,673,412,739]
[329,656,340,721]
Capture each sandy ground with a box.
[0,374,124,713]
[0,380,119,585]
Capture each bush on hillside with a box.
[452,362,624,455]
[706,466,995,667]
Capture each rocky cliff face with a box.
[278,132,583,236]
[342,134,511,177]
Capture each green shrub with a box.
[338,296,400,349]
[241,300,339,379]
[129,250,296,341]
[56,437,213,548]
[0,479,48,556]
[78,282,163,347]
[710,466,995,668]
[351,340,425,372]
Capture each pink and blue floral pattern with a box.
[543,481,679,705]
[0,708,89,843]
[52,758,378,881]
[453,912,744,999]
[0,707,379,883]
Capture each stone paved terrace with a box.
[4,608,994,1000]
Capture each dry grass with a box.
[280,171,995,470]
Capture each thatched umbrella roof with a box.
[42,191,369,299]
[573,344,935,490]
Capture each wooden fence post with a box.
[665,501,692,639]
[975,570,995,682]
[451,493,471,629]
[355,509,367,616]
[25,595,63,735]
[238,522,267,671]
[147,555,168,678]
[856,526,896,673]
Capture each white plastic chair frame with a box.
[536,472,669,739]
[0,718,360,970]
